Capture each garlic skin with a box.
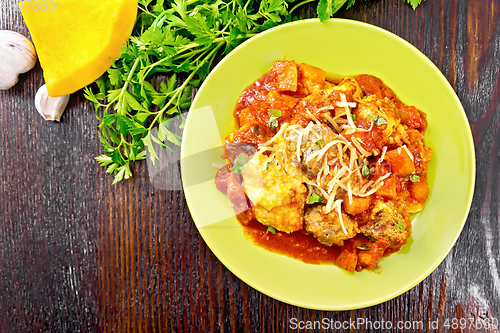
[0,30,37,90]
[35,84,70,122]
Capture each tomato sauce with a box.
[241,220,341,265]
[214,60,432,272]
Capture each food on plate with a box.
[21,0,137,97]
[214,60,433,272]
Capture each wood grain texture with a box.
[1,0,500,332]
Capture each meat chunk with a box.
[359,199,410,249]
[285,122,337,177]
[242,154,308,233]
[304,206,359,247]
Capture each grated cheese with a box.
[402,145,414,162]
[379,146,388,163]
[335,200,348,235]
[351,137,371,157]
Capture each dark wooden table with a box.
[1,0,499,332]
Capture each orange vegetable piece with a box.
[343,195,371,215]
[21,0,138,96]
[409,176,430,203]
[398,105,423,129]
[357,239,389,270]
[376,174,397,199]
[297,62,325,95]
[385,147,416,176]
[271,60,298,92]
[335,248,358,272]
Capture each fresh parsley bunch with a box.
[85,0,423,184]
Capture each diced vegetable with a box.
[271,60,298,92]
[385,147,416,176]
[297,63,325,95]
[335,248,358,272]
[398,105,423,129]
[409,176,429,203]
[376,174,397,199]
[357,239,389,270]
[343,196,370,215]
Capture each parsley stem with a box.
[158,43,222,115]
[146,42,223,133]
[118,58,140,115]
[290,0,315,13]
[143,34,256,79]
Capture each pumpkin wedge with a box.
[21,0,137,97]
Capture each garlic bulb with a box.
[0,30,37,90]
[35,84,70,122]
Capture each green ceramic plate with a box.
[180,19,475,310]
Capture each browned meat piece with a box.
[304,206,359,247]
[359,199,410,248]
[243,155,308,233]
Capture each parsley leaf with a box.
[368,114,388,126]
[406,0,423,10]
[266,226,276,234]
[307,193,324,204]
[410,174,420,182]
[268,109,282,130]
[396,221,405,233]
[315,139,324,146]
[230,153,252,175]
[317,0,349,22]
[315,0,423,22]
[361,164,371,178]
[357,246,371,251]
[376,117,388,126]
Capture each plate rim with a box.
[180,18,476,310]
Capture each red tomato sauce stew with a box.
[214,60,433,272]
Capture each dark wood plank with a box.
[1,0,500,332]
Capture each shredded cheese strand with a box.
[335,200,348,235]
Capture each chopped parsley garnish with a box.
[266,161,271,170]
[268,109,282,130]
[315,139,324,146]
[350,112,357,122]
[307,193,324,204]
[410,174,420,182]
[368,114,388,126]
[230,153,251,175]
[266,226,276,234]
[361,164,371,178]
[396,221,404,233]
[357,246,371,251]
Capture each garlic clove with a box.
[0,30,37,90]
[35,84,70,122]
